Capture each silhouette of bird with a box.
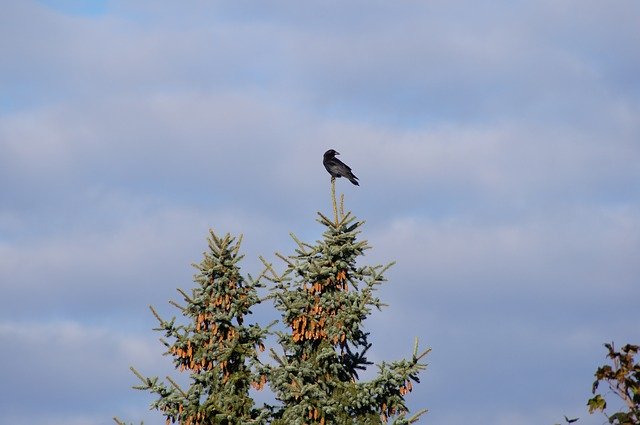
[323,149,359,186]
[564,416,579,423]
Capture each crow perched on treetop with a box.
[323,149,359,186]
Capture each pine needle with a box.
[289,233,308,254]
[169,300,185,311]
[176,288,193,303]
[407,408,428,423]
[149,305,163,324]
[130,366,147,384]
[276,252,294,267]
[166,376,188,397]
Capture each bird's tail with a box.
[348,175,360,186]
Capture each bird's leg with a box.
[331,177,338,225]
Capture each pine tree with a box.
[117,182,428,425]
[118,231,270,425]
[262,183,429,425]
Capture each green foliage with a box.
[588,342,640,424]
[262,190,429,424]
[117,186,428,425]
[123,232,271,425]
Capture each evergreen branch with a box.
[317,211,334,227]
[340,193,345,219]
[258,294,274,303]
[265,319,279,330]
[113,419,143,425]
[261,275,278,284]
[149,305,164,324]
[412,337,420,358]
[275,252,294,267]
[411,338,432,365]
[166,376,188,398]
[406,408,428,423]
[275,292,292,309]
[270,348,285,366]
[209,229,219,244]
[232,233,244,256]
[259,256,280,281]
[289,233,309,254]
[381,261,396,275]
[209,230,222,255]
[169,300,185,311]
[176,288,193,303]
[337,211,353,227]
[221,233,233,253]
[248,265,271,289]
[130,366,147,385]
[414,348,431,363]
[331,177,338,224]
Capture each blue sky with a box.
[1,1,639,424]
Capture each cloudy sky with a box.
[1,1,639,424]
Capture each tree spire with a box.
[118,189,428,425]
[265,186,429,424]
[122,231,270,425]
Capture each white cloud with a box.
[0,193,290,319]
[360,203,638,425]
[0,319,166,425]
[1,1,638,424]
[367,204,640,295]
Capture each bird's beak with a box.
[335,151,340,155]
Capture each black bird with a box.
[564,416,579,423]
[323,149,359,186]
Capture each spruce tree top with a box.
[263,184,429,425]
[117,181,428,425]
